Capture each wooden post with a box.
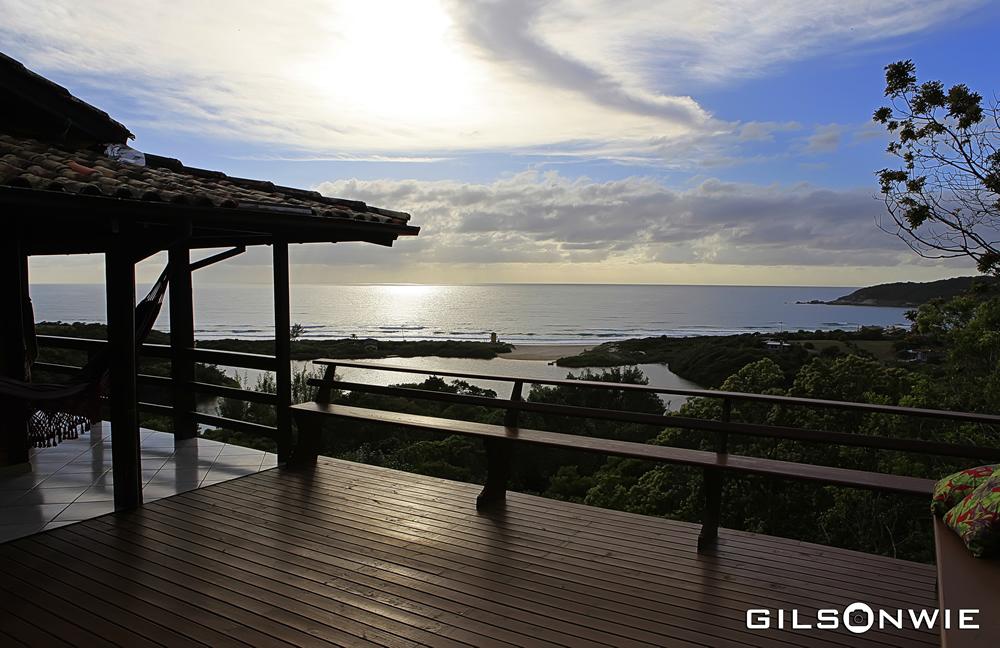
[106,247,142,510]
[290,363,335,467]
[315,364,337,405]
[168,243,197,439]
[698,397,731,551]
[0,234,30,466]
[477,380,521,510]
[273,241,293,463]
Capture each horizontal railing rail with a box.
[36,335,277,371]
[34,334,106,351]
[314,379,1000,461]
[317,359,1000,426]
[308,358,1000,550]
[34,334,280,440]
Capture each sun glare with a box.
[295,0,486,137]
[382,284,440,298]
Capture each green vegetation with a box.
[556,335,806,387]
[819,276,999,307]
[552,330,906,388]
[200,337,513,360]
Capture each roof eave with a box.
[0,185,419,255]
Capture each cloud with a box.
[0,0,980,164]
[852,120,888,144]
[226,154,453,163]
[0,0,708,159]
[444,0,707,126]
[738,121,802,142]
[804,124,844,154]
[307,172,921,273]
[529,0,984,88]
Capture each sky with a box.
[4,0,999,286]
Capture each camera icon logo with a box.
[843,602,874,634]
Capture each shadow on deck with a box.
[0,457,937,647]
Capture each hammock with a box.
[0,267,171,447]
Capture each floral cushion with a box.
[931,465,997,516]
[944,468,1000,558]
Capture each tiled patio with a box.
[0,424,276,543]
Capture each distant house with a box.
[901,348,931,363]
[763,339,791,352]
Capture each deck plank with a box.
[316,457,936,582]
[198,466,934,648]
[0,457,938,648]
[244,463,937,597]
[136,497,726,648]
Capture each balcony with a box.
[4,338,999,646]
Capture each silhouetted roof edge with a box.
[0,52,133,144]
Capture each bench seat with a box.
[934,516,1000,647]
[292,402,935,496]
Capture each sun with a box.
[291,0,487,139]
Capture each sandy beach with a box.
[498,343,594,361]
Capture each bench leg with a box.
[698,466,723,551]
[477,438,511,510]
[288,414,321,468]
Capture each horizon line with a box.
[28,281,869,289]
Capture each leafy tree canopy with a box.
[875,60,1000,274]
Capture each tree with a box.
[874,60,1000,274]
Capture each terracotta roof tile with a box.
[0,133,410,226]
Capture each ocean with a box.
[30,283,910,343]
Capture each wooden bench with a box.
[934,516,1000,647]
[291,401,934,549]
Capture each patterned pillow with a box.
[931,465,997,516]
[944,468,1000,558]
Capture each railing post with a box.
[698,397,731,551]
[315,364,337,405]
[477,380,521,510]
[291,364,335,467]
[273,241,293,463]
[168,242,197,439]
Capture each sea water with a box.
[30,283,909,343]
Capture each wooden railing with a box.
[34,334,287,447]
[32,336,1000,550]
[303,359,1000,548]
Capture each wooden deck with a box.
[0,457,938,647]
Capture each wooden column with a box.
[698,397,731,551]
[106,247,142,510]
[273,241,293,462]
[0,234,30,466]
[168,244,197,439]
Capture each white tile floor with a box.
[0,423,277,543]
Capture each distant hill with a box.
[815,276,1000,308]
